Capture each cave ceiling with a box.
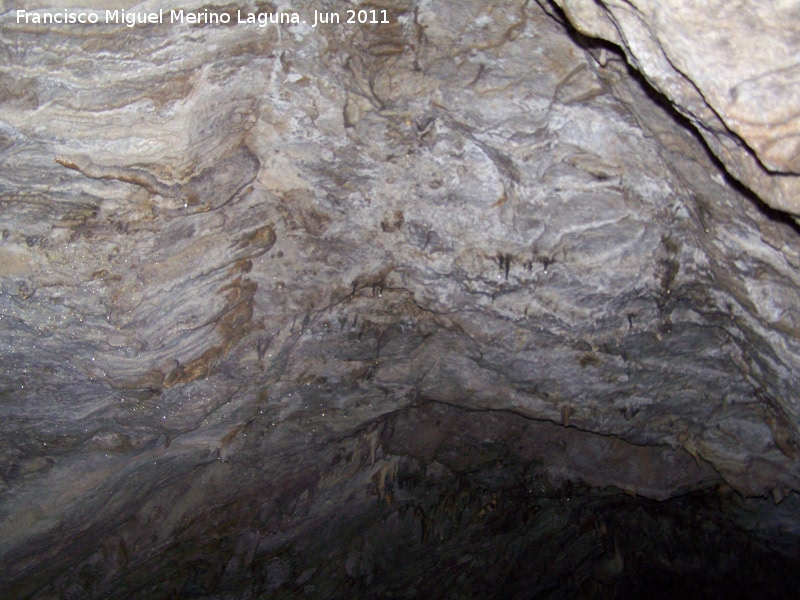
[2,1,800,598]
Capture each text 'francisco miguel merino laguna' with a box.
[16,8,390,27]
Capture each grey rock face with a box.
[554,0,800,215]
[1,0,800,597]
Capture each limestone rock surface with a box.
[554,0,800,215]
[2,0,800,597]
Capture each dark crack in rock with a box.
[553,0,800,215]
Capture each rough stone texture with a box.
[554,0,800,215]
[2,0,800,597]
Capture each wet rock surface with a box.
[1,1,800,597]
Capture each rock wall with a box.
[554,0,800,215]
[2,1,800,597]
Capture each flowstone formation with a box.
[2,1,800,598]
